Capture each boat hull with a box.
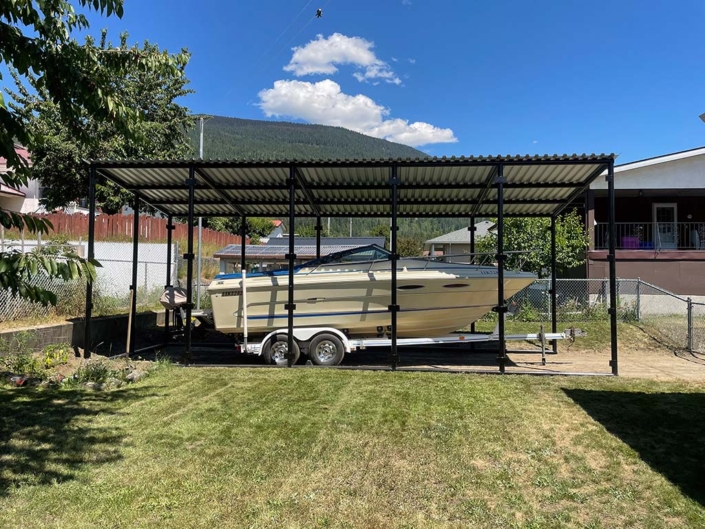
[208,269,535,338]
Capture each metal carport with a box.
[85,154,619,374]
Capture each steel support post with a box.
[286,167,297,367]
[495,164,507,373]
[129,195,140,356]
[390,166,400,370]
[184,167,196,363]
[240,216,247,271]
[83,167,97,358]
[316,215,322,259]
[607,160,619,375]
[469,216,476,336]
[164,215,174,344]
[550,216,558,354]
[687,297,693,353]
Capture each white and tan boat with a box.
[207,245,536,339]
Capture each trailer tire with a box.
[263,335,300,366]
[308,333,345,366]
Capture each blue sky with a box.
[12,1,705,161]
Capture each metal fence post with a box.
[636,278,641,322]
[687,297,693,353]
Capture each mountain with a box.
[187,116,427,160]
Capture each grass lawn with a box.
[1,367,705,528]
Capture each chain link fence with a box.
[504,278,704,353]
[3,265,704,353]
[0,253,178,323]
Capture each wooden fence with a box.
[33,212,245,246]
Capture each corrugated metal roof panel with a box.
[95,155,614,218]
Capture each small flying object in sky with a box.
[316,8,323,18]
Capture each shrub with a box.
[2,351,43,378]
[43,343,71,369]
[71,360,120,384]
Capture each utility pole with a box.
[349,217,352,237]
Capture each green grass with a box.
[1,368,704,528]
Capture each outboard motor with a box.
[160,286,188,331]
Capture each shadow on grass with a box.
[564,389,705,506]
[0,385,158,497]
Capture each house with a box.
[423,221,495,261]
[259,220,286,244]
[215,236,386,274]
[586,145,705,295]
[0,145,88,215]
[0,145,40,214]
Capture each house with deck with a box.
[586,146,705,295]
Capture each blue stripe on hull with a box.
[246,305,484,321]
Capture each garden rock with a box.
[125,370,147,383]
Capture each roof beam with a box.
[193,167,245,217]
[551,163,610,217]
[151,198,567,207]
[470,165,499,217]
[126,182,585,192]
[294,167,321,217]
[95,169,172,218]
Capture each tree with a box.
[0,0,189,305]
[369,223,390,249]
[397,236,424,257]
[9,33,193,213]
[476,210,588,277]
[205,217,275,244]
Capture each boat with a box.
[206,245,536,339]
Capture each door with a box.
[653,203,678,249]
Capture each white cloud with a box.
[258,79,457,147]
[408,58,416,64]
[284,33,401,85]
[402,0,412,5]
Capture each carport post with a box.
[315,216,322,259]
[184,167,196,363]
[607,159,619,375]
[164,215,174,344]
[495,164,507,373]
[469,216,476,336]
[83,167,97,359]
[550,215,558,354]
[240,216,246,271]
[129,195,140,356]
[390,166,400,370]
[286,166,297,367]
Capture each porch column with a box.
[83,167,97,358]
[607,160,619,375]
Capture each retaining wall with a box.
[0,311,166,352]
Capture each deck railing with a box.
[594,222,705,250]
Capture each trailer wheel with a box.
[308,333,345,366]
[263,335,300,366]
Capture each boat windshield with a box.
[300,244,391,268]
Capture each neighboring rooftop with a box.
[215,237,386,261]
[424,221,495,244]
